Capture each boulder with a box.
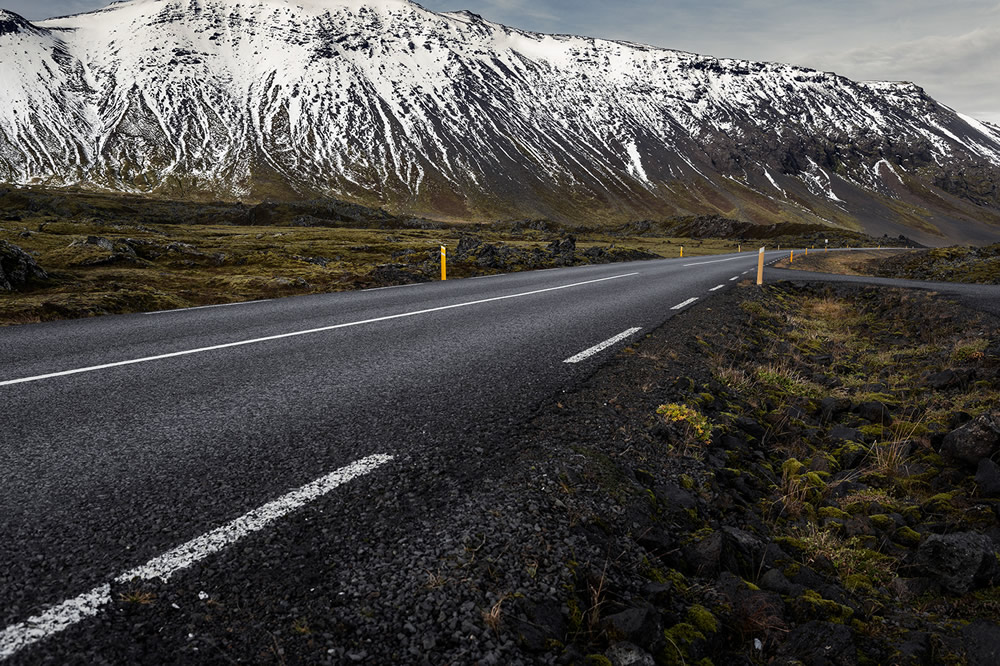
[963,619,1000,666]
[925,369,961,390]
[829,425,863,443]
[942,413,1000,467]
[0,239,47,291]
[818,396,852,423]
[775,620,857,665]
[976,459,1000,497]
[855,401,893,425]
[600,604,660,649]
[915,532,998,595]
[455,235,482,258]
[720,526,766,577]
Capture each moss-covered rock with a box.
[686,605,718,634]
[794,590,855,624]
[893,526,922,547]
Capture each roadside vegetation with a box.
[471,279,1000,664]
[777,244,1000,285]
[0,187,895,326]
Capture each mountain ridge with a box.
[1,0,1000,243]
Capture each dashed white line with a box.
[564,328,642,364]
[730,276,740,281]
[0,454,394,661]
[146,299,273,315]
[671,297,699,310]
[0,273,638,387]
[709,285,725,292]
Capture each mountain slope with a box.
[1,0,999,243]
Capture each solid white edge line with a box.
[0,454,394,661]
[1,273,638,387]
[361,283,423,292]
[682,256,746,266]
[145,299,274,315]
[708,285,725,292]
[670,297,699,310]
[469,273,506,280]
[564,327,642,364]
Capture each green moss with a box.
[803,471,828,488]
[819,506,851,520]
[901,505,922,524]
[680,474,695,490]
[869,514,893,530]
[894,526,922,547]
[775,536,811,558]
[686,605,718,634]
[924,492,959,513]
[662,623,706,666]
[844,574,876,594]
[859,424,885,439]
[567,598,583,633]
[834,442,867,466]
[782,458,806,477]
[585,656,613,666]
[797,589,854,624]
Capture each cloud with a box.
[806,24,1000,124]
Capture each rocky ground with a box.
[0,219,680,324]
[779,245,1000,285]
[50,276,1000,666]
[479,279,1000,665]
[868,245,1000,284]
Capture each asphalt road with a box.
[2,249,996,660]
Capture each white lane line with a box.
[683,256,746,266]
[730,276,740,281]
[0,454,393,661]
[564,327,642,364]
[0,585,111,662]
[145,299,273,315]
[361,283,423,292]
[470,273,506,280]
[671,297,699,310]
[1,273,638,387]
[709,285,725,292]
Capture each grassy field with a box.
[772,249,915,274]
[773,244,1000,285]
[0,217,746,325]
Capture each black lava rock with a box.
[942,413,1000,467]
[0,239,47,291]
[915,532,999,595]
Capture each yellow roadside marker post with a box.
[738,244,742,253]
[790,250,794,263]
[805,247,808,256]
[757,247,765,285]
[680,245,684,258]
[440,245,447,280]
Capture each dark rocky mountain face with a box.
[1,0,999,244]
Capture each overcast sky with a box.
[7,0,999,124]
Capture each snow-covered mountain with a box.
[2,0,1000,242]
